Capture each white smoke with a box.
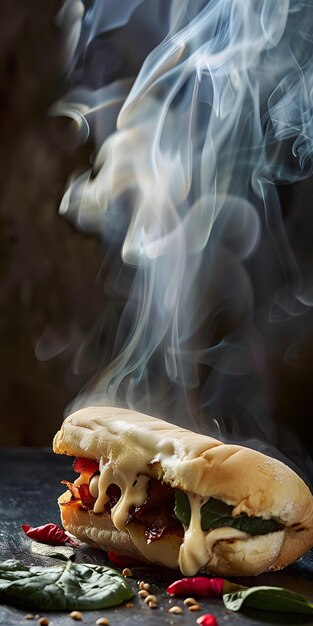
[55,0,313,469]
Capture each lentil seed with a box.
[168,606,183,614]
[139,580,151,591]
[188,604,201,611]
[95,619,110,625]
[148,601,158,609]
[144,594,157,605]
[38,619,49,626]
[138,589,149,598]
[69,611,83,620]
[122,567,133,577]
[183,597,197,606]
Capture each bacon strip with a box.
[127,478,183,542]
[78,484,96,509]
[73,457,99,476]
[61,479,80,499]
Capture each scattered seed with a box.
[183,597,198,606]
[144,594,157,605]
[69,611,83,620]
[125,602,134,608]
[24,616,35,621]
[168,606,183,614]
[139,581,151,591]
[138,589,149,598]
[188,604,201,612]
[95,619,110,625]
[122,567,133,577]
[38,619,49,626]
[148,601,158,609]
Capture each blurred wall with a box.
[1,1,313,460]
[0,0,105,445]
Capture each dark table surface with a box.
[1,448,313,626]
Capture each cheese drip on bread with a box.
[94,459,150,530]
[178,493,249,574]
[90,454,259,576]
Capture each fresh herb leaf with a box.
[174,491,278,535]
[174,490,191,527]
[200,498,279,535]
[0,559,133,611]
[223,586,313,614]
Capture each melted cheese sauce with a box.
[94,459,150,530]
[89,454,250,575]
[178,493,249,575]
[127,524,181,569]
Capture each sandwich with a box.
[53,406,313,576]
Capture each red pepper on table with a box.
[167,576,244,597]
[21,523,78,547]
[167,577,224,597]
[197,615,218,626]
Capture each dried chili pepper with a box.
[167,577,224,597]
[22,523,78,546]
[197,614,218,626]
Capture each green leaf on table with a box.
[223,586,313,614]
[174,490,191,527]
[0,559,133,611]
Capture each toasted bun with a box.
[54,406,313,574]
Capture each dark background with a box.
[0,0,106,445]
[1,0,313,465]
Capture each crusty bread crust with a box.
[54,406,313,573]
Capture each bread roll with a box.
[53,406,313,576]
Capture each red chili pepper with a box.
[21,523,78,547]
[167,577,224,597]
[197,614,218,626]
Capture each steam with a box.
[56,0,313,456]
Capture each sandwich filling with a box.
[61,456,281,575]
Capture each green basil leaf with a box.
[174,490,191,527]
[174,491,278,536]
[200,498,279,535]
[0,559,133,611]
[223,586,313,614]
